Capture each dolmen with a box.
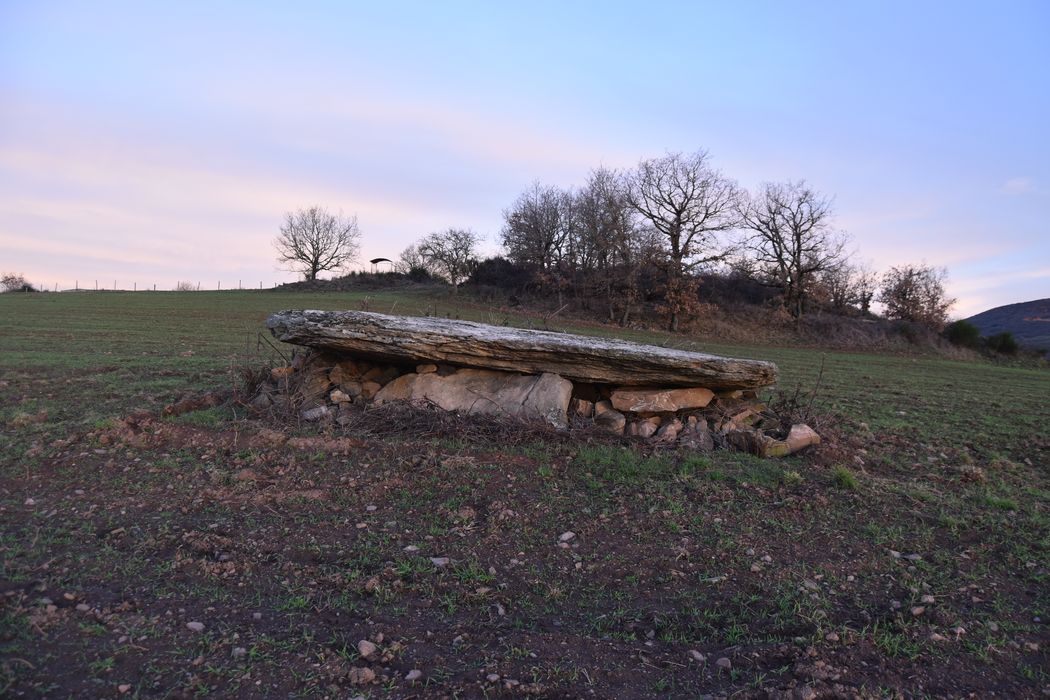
[260,310,819,457]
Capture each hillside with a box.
[966,298,1050,351]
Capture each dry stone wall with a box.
[251,350,820,458]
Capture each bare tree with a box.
[1,273,33,293]
[738,181,848,318]
[418,228,480,293]
[275,206,360,281]
[576,167,644,324]
[818,260,877,314]
[396,243,437,277]
[628,150,739,330]
[501,182,570,271]
[879,264,955,329]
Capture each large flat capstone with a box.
[266,310,777,391]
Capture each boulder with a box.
[610,387,714,413]
[267,310,777,390]
[375,368,572,426]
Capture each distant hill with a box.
[965,298,1050,352]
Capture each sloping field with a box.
[1,291,1047,697]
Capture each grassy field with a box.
[1,290,1048,698]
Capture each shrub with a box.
[174,281,197,292]
[944,319,981,348]
[985,331,1019,355]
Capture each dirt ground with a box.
[3,393,1047,698]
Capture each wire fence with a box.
[24,280,286,293]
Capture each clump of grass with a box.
[831,465,859,490]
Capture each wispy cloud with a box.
[1000,177,1039,195]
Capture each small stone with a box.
[920,594,935,604]
[24,498,35,506]
[486,673,501,682]
[593,408,626,435]
[715,657,732,670]
[750,564,762,572]
[890,600,902,610]
[1024,641,1040,651]
[825,632,840,642]
[365,504,378,512]
[232,647,247,659]
[348,666,376,685]
[76,603,91,612]
[300,405,330,422]
[430,557,450,567]
[929,632,946,642]
[118,684,132,694]
[186,621,205,632]
[357,639,378,659]
[405,669,423,682]
[762,555,772,563]
[987,621,1000,632]
[330,389,352,403]
[889,550,902,559]
[571,398,594,417]
[416,363,438,374]
[626,417,660,439]
[252,612,263,620]
[910,606,925,617]
[689,650,705,663]
[655,418,683,441]
[559,531,576,543]
[404,545,420,553]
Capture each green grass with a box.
[1,288,1048,698]
[2,289,1046,460]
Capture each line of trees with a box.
[274,149,956,333]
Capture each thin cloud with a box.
[1000,177,1039,195]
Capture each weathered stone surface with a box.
[329,360,360,385]
[785,424,821,452]
[373,374,417,403]
[627,416,661,438]
[611,386,715,413]
[571,399,594,418]
[375,368,572,426]
[267,310,777,390]
[593,407,626,434]
[656,418,683,442]
[329,389,352,404]
[729,423,821,458]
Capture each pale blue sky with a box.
[1,1,1047,315]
